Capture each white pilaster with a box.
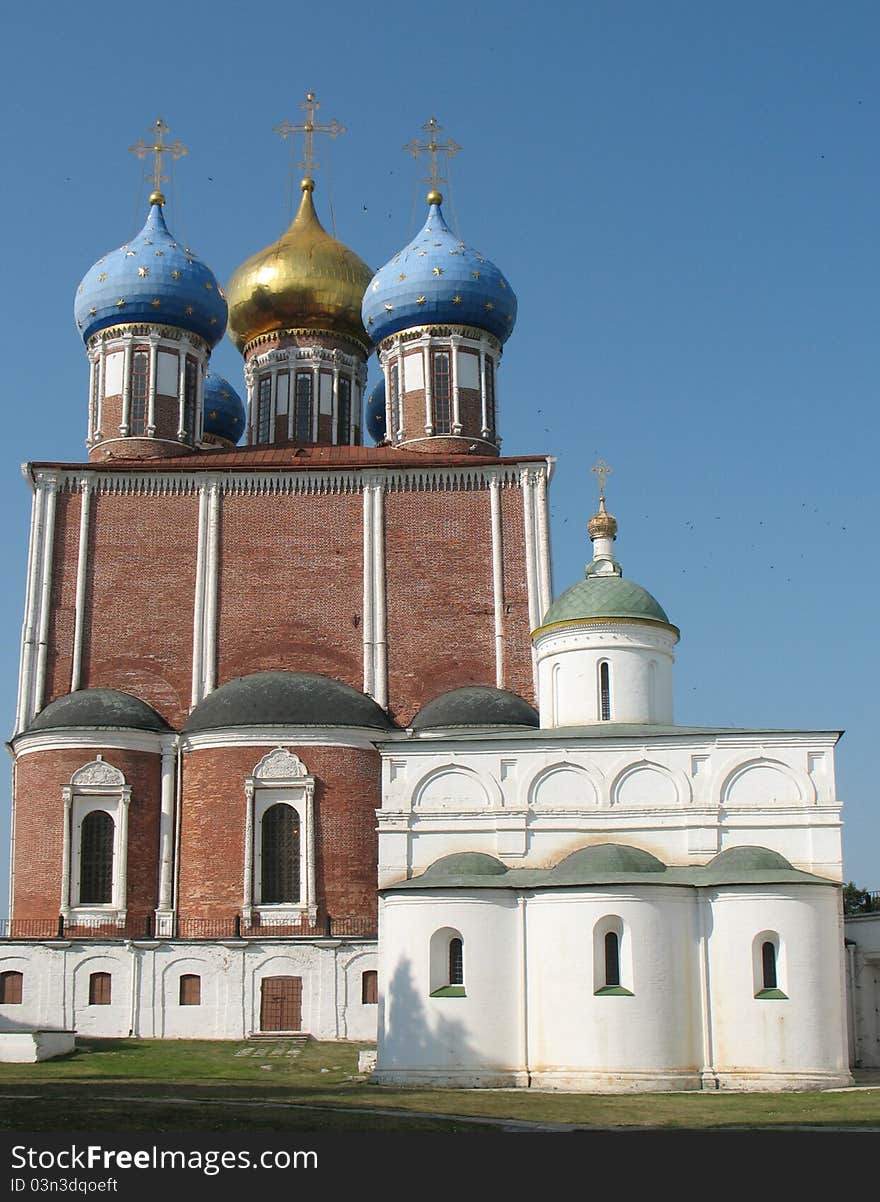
[156,738,177,916]
[362,485,375,696]
[372,481,387,709]
[423,344,433,434]
[116,786,131,927]
[190,486,210,708]
[146,338,158,436]
[60,786,72,919]
[243,781,254,924]
[120,342,132,436]
[33,481,58,719]
[312,366,320,441]
[479,343,489,437]
[332,366,340,445]
[16,483,43,734]
[177,346,188,439]
[269,365,278,442]
[535,468,552,619]
[95,346,105,440]
[202,483,221,694]
[451,337,461,434]
[396,345,405,440]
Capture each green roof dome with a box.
[552,843,667,880]
[421,853,509,879]
[540,574,673,629]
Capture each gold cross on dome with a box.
[274,91,346,176]
[129,117,188,200]
[591,458,612,501]
[403,116,461,189]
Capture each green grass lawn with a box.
[0,1039,878,1132]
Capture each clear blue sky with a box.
[0,1,876,900]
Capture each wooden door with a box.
[260,976,303,1031]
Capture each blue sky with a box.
[0,1,877,898]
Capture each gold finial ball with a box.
[301,177,315,193]
[588,496,618,541]
[149,190,166,206]
[426,189,443,206]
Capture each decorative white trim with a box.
[157,739,178,913]
[32,481,58,721]
[180,726,397,752]
[15,483,42,734]
[362,485,374,697]
[191,486,209,708]
[61,756,131,927]
[253,748,310,780]
[13,729,168,757]
[243,750,317,924]
[372,481,387,709]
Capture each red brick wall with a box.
[177,744,380,923]
[501,483,534,705]
[216,492,363,687]
[12,747,161,923]
[385,487,498,725]
[80,492,199,726]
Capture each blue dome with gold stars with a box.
[365,378,387,444]
[203,370,245,445]
[362,193,517,345]
[74,202,227,347]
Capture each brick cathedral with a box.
[1,112,551,1040]
[1,112,852,1092]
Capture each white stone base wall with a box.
[845,913,880,1068]
[0,939,378,1042]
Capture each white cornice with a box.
[181,726,397,752]
[13,729,172,757]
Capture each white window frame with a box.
[61,758,130,928]
[243,749,316,925]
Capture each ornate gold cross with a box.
[591,458,612,500]
[403,116,461,190]
[129,117,188,202]
[274,91,346,176]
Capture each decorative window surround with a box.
[242,749,316,925]
[61,757,131,928]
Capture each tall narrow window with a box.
[256,376,271,443]
[183,358,197,442]
[294,373,313,443]
[179,974,201,1006]
[361,970,378,1005]
[604,931,621,988]
[336,377,352,444]
[129,350,149,435]
[79,811,114,905]
[260,804,300,904]
[485,358,496,436]
[389,364,399,442]
[449,937,464,986]
[599,661,611,721]
[0,971,23,1004]
[432,352,451,433]
[762,942,777,991]
[89,972,111,1005]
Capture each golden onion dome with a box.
[587,495,618,541]
[226,178,372,352]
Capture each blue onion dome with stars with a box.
[365,377,387,444]
[74,199,228,348]
[361,190,517,345]
[203,370,246,445]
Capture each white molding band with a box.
[15,483,43,734]
[202,484,221,695]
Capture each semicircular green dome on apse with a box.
[540,574,673,628]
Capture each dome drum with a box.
[377,327,503,455]
[86,326,210,462]
[243,336,367,448]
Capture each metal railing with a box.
[0,914,377,941]
[845,890,880,916]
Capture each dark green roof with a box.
[383,842,837,892]
[540,575,673,629]
[183,671,395,732]
[412,686,539,731]
[26,689,171,733]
